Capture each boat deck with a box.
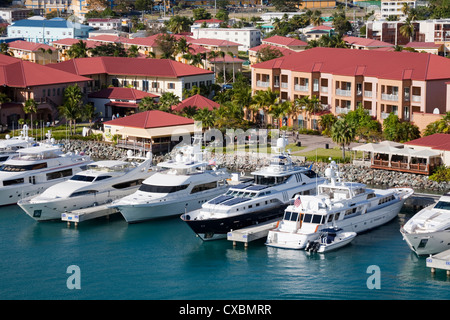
[227,219,280,247]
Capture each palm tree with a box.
[400,18,415,42]
[217,51,226,83]
[269,100,291,128]
[194,107,215,129]
[251,88,279,127]
[208,51,219,73]
[158,92,180,112]
[303,95,322,130]
[180,105,198,118]
[67,40,88,59]
[23,98,37,130]
[82,103,101,129]
[138,96,157,111]
[59,84,83,135]
[331,119,356,159]
[127,45,140,58]
[227,51,236,83]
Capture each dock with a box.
[227,219,280,247]
[61,204,119,227]
[426,249,450,276]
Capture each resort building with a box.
[248,44,296,65]
[88,87,158,120]
[0,53,90,127]
[0,7,35,24]
[251,47,450,128]
[380,0,428,20]
[7,16,92,44]
[344,36,394,50]
[262,35,308,52]
[6,40,58,64]
[87,18,122,31]
[47,56,215,100]
[104,110,195,154]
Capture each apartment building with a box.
[191,27,261,51]
[251,47,450,128]
[0,7,34,23]
[7,40,58,64]
[47,56,215,100]
[380,0,427,20]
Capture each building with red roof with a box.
[0,53,91,127]
[7,40,58,65]
[47,56,214,100]
[252,47,450,128]
[172,94,219,113]
[404,42,446,55]
[344,36,394,50]
[262,36,307,52]
[248,43,296,65]
[103,110,195,153]
[52,38,102,61]
[404,133,450,166]
[88,87,159,119]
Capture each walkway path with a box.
[288,133,364,154]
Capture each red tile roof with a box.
[252,47,450,81]
[249,43,296,56]
[262,35,307,47]
[52,38,101,49]
[88,87,158,100]
[104,110,194,128]
[0,54,91,87]
[189,38,240,47]
[405,42,442,49]
[172,94,219,112]
[404,133,450,150]
[7,40,55,52]
[194,19,223,24]
[47,56,214,78]
[344,36,393,48]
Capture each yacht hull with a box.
[401,229,450,256]
[266,198,406,250]
[18,187,140,221]
[182,205,285,241]
[117,188,227,223]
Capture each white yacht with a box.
[400,193,450,256]
[181,137,327,241]
[18,151,154,221]
[266,162,414,250]
[0,141,92,206]
[0,126,36,163]
[110,137,230,223]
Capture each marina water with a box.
[1,204,449,300]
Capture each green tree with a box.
[424,111,450,135]
[193,7,211,20]
[59,84,83,135]
[155,34,177,60]
[67,40,88,59]
[194,107,215,128]
[319,113,337,136]
[158,92,180,112]
[331,119,356,159]
[256,46,284,62]
[82,103,101,128]
[134,0,153,11]
[23,98,37,130]
[127,45,140,58]
[138,96,158,111]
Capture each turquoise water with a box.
[0,205,449,300]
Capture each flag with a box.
[294,197,301,207]
[209,159,216,165]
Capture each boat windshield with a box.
[283,211,299,222]
[435,201,450,211]
[254,174,290,185]
[0,162,48,172]
[70,175,95,182]
[225,189,258,198]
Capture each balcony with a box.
[320,86,328,93]
[381,93,399,101]
[364,91,373,98]
[281,82,288,89]
[335,89,351,96]
[294,84,308,92]
[257,81,270,88]
[412,95,421,103]
[336,107,350,114]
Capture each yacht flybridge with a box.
[0,125,36,164]
[181,137,326,241]
[0,134,92,206]
[266,162,414,250]
[401,193,450,256]
[18,151,154,221]
[110,136,230,223]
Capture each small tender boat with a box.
[305,228,357,253]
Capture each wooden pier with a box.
[426,249,450,277]
[61,204,119,227]
[227,219,280,247]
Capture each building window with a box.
[167,83,175,89]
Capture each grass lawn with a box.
[207,143,306,154]
[296,147,362,163]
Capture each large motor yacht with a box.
[0,139,92,206]
[181,137,326,241]
[110,136,230,223]
[266,162,414,250]
[0,125,36,164]
[18,151,154,221]
[400,193,450,256]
